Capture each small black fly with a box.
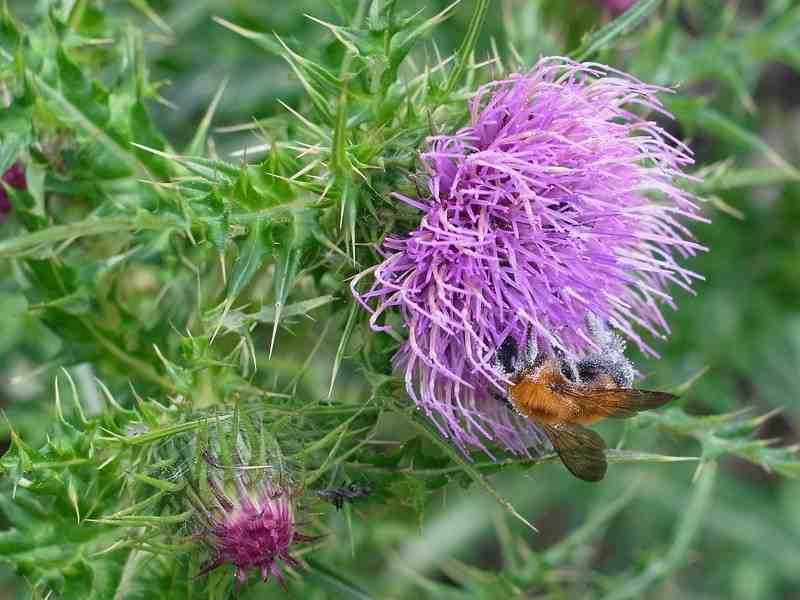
[316,482,372,511]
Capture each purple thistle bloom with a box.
[352,57,706,455]
[0,162,27,223]
[192,457,316,591]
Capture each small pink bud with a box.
[0,162,27,222]
[191,452,317,592]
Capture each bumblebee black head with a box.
[495,335,519,376]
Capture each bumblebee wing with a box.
[541,423,607,482]
[559,386,676,419]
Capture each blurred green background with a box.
[2,1,800,599]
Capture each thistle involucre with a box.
[352,57,706,454]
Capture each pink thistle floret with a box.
[352,57,707,455]
[0,162,26,222]
[196,468,315,590]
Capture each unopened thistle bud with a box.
[0,162,26,222]
[183,423,316,591]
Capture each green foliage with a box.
[1,1,800,599]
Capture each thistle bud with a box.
[0,162,26,222]
[600,0,636,14]
[182,419,316,591]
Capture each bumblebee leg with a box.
[522,334,539,371]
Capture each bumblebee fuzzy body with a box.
[509,357,632,426]
[494,329,675,481]
[510,363,573,424]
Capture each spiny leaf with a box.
[222,295,335,333]
[381,1,462,91]
[227,219,267,300]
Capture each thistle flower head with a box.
[0,162,26,222]
[353,57,706,455]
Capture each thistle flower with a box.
[352,57,706,455]
[0,162,26,223]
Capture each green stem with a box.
[344,449,695,477]
[0,216,174,258]
[343,456,554,477]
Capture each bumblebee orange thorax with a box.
[509,368,575,425]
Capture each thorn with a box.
[268,302,283,359]
[211,297,234,346]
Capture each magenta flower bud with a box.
[352,57,706,455]
[601,0,636,13]
[0,162,27,222]
[190,454,316,591]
